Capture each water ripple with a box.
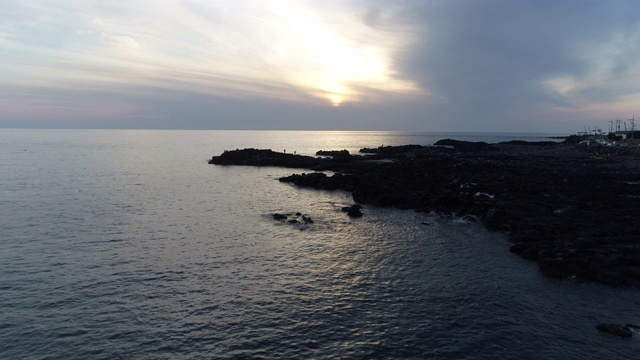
[1,130,639,359]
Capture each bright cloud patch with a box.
[101,34,140,51]
[266,1,418,106]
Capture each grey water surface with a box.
[1,129,638,359]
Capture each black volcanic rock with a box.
[272,212,315,228]
[341,204,363,217]
[209,148,320,168]
[596,323,633,339]
[360,144,425,154]
[273,213,288,221]
[209,143,640,286]
[316,149,350,157]
[499,140,559,146]
[279,172,356,191]
[433,139,489,151]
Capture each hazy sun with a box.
[270,1,418,106]
[330,94,343,107]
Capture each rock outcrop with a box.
[316,149,350,157]
[209,149,321,168]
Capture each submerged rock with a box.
[272,212,314,228]
[596,323,633,339]
[273,213,289,221]
[341,204,363,218]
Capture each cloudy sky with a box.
[2,0,640,132]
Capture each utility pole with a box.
[609,120,614,133]
[629,116,635,139]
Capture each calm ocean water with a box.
[1,129,638,359]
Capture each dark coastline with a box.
[209,139,640,286]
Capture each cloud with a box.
[393,0,640,129]
[0,83,159,129]
[2,0,640,132]
[101,33,140,50]
[1,0,419,110]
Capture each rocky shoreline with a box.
[209,139,640,286]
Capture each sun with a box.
[323,84,350,107]
[330,94,343,107]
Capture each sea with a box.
[1,129,638,359]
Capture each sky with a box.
[2,0,640,133]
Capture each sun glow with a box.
[269,1,419,106]
[320,84,349,107]
[330,94,344,107]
